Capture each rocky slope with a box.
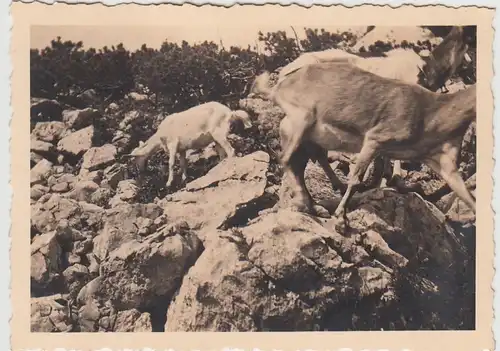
[30,78,476,332]
[30,22,476,331]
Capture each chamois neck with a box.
[431,85,476,123]
[137,133,163,157]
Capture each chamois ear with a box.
[139,140,145,147]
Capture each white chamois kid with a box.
[123,101,253,188]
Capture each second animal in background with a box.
[123,101,253,188]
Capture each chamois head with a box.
[121,140,149,173]
[232,110,253,129]
[417,26,472,92]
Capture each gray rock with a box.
[51,182,70,193]
[66,181,100,202]
[30,159,53,186]
[113,309,152,332]
[95,225,201,310]
[31,184,50,201]
[111,130,132,154]
[92,202,163,261]
[90,187,114,207]
[103,164,126,189]
[31,152,44,168]
[31,232,62,293]
[31,121,69,143]
[119,110,141,131]
[78,298,100,332]
[31,194,104,234]
[57,125,94,157]
[81,144,117,172]
[108,180,139,208]
[31,294,71,332]
[166,189,470,331]
[160,151,270,246]
[63,263,91,298]
[31,139,57,159]
[62,108,100,130]
[47,173,76,188]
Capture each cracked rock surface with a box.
[30,65,476,332]
[165,188,471,331]
[160,151,271,245]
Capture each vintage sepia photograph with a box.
[29,22,479,331]
[10,2,494,351]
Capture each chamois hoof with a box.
[334,215,348,233]
[389,175,422,194]
[333,206,346,219]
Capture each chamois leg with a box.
[161,137,178,188]
[380,157,393,188]
[279,121,329,217]
[213,142,227,161]
[387,159,422,193]
[334,137,380,219]
[315,148,347,193]
[178,150,188,183]
[424,144,476,215]
[391,160,402,181]
[386,159,404,189]
[361,156,386,190]
[387,160,403,189]
[212,132,235,159]
[133,155,148,185]
[287,146,330,218]
[279,109,315,167]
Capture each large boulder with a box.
[31,231,63,295]
[31,294,72,332]
[92,203,164,261]
[86,223,202,311]
[113,309,152,332]
[165,188,472,331]
[31,194,104,234]
[160,151,272,245]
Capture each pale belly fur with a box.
[307,121,433,161]
[178,132,215,151]
[307,122,363,154]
